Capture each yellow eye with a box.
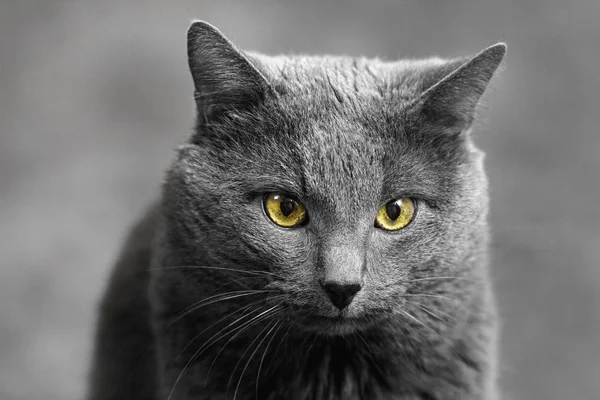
[375,198,416,231]
[263,193,307,228]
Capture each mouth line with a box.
[311,314,360,323]
[279,303,391,334]
[290,313,378,335]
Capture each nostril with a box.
[321,282,362,310]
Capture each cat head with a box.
[161,21,505,336]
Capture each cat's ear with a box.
[187,21,270,122]
[413,43,506,134]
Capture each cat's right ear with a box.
[187,21,270,122]
[411,43,506,135]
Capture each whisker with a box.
[228,322,273,391]
[232,321,279,400]
[263,324,291,377]
[287,330,311,367]
[203,305,283,386]
[168,291,275,328]
[204,278,254,296]
[397,309,463,363]
[392,320,420,374]
[398,309,436,333]
[200,303,281,362]
[400,293,460,302]
[353,331,391,378]
[305,332,319,359]
[223,276,254,290]
[177,301,262,358]
[154,265,284,280]
[406,301,457,323]
[256,322,282,398]
[167,305,277,400]
[355,331,375,358]
[404,276,477,284]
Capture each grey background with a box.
[1,1,599,399]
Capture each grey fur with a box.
[88,20,506,400]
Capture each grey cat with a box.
[88,21,506,400]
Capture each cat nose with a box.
[321,281,362,310]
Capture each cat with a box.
[88,20,506,400]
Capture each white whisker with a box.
[263,323,291,377]
[203,304,283,386]
[406,301,457,323]
[177,301,260,358]
[154,265,284,280]
[400,293,460,302]
[397,308,463,362]
[404,276,477,284]
[256,321,281,398]
[167,304,278,400]
[232,321,279,400]
[168,290,275,328]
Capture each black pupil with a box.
[386,201,401,220]
[280,198,296,217]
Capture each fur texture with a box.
[88,21,506,400]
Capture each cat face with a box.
[161,22,504,336]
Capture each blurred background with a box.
[1,0,599,399]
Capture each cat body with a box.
[88,21,506,400]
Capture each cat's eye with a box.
[375,198,416,231]
[263,193,307,228]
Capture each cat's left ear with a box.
[414,43,506,134]
[187,21,270,122]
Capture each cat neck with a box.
[200,308,491,400]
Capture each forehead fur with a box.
[249,53,459,111]
[187,54,472,224]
